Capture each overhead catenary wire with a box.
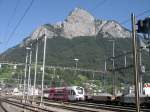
[4,0,21,39]
[90,0,107,12]
[121,9,150,25]
[5,0,34,48]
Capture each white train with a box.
[44,86,85,101]
[67,86,85,101]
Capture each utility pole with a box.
[131,13,140,112]
[51,67,56,87]
[104,59,107,92]
[109,40,115,95]
[27,45,32,101]
[124,51,127,68]
[139,48,143,94]
[40,34,47,106]
[74,58,79,75]
[23,47,30,102]
[33,38,39,103]
[104,59,107,71]
[19,70,23,90]
[32,28,43,103]
[112,40,116,95]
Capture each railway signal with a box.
[137,17,150,34]
[137,20,146,33]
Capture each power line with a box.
[4,0,21,40]
[0,62,105,74]
[5,0,34,48]
[121,9,150,25]
[91,0,107,12]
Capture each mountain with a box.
[0,7,141,74]
[1,8,133,64]
[21,7,131,46]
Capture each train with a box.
[116,93,150,106]
[44,86,85,101]
[43,85,150,106]
[89,92,116,104]
[87,92,150,106]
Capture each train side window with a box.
[71,90,76,95]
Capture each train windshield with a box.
[76,87,83,94]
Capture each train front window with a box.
[76,87,83,94]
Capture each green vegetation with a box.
[0,36,150,93]
[2,36,133,69]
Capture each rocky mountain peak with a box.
[62,7,96,38]
[22,25,56,46]
[66,7,95,23]
[96,20,130,38]
[25,7,131,43]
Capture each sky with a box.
[0,0,150,53]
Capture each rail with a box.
[2,96,150,112]
[0,98,55,112]
[0,101,9,112]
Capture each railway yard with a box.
[0,93,150,112]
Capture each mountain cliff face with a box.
[96,20,130,38]
[24,7,130,44]
[62,7,95,38]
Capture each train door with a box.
[68,89,76,101]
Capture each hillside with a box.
[0,36,131,89]
[1,36,132,69]
[1,35,150,92]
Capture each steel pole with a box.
[108,40,115,95]
[139,49,143,94]
[112,41,116,95]
[27,48,32,101]
[131,13,140,112]
[19,71,23,90]
[104,60,107,71]
[124,51,127,68]
[110,40,115,95]
[74,58,79,75]
[33,38,39,102]
[76,61,78,70]
[113,41,115,67]
[40,35,47,106]
[23,49,29,101]
[51,68,56,87]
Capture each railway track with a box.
[0,98,55,112]
[40,100,150,112]
[41,98,150,112]
[3,96,150,112]
[0,97,107,112]
[0,101,8,112]
[68,101,150,112]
